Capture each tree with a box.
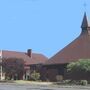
[2,57,25,80]
[67,59,90,72]
[67,59,90,80]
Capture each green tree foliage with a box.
[67,59,90,73]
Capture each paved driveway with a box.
[0,83,89,90]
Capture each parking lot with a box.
[0,83,89,90]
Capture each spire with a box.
[81,12,90,29]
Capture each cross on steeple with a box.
[83,2,87,12]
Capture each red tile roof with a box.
[2,50,48,65]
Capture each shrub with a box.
[80,80,88,86]
[64,80,71,83]
[67,59,90,73]
[30,70,40,81]
[63,80,88,85]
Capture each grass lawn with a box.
[13,80,52,85]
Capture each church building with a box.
[44,13,90,81]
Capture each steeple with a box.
[81,12,90,35]
[81,12,90,29]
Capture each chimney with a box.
[27,49,32,58]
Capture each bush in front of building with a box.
[56,80,88,86]
[67,59,90,80]
[80,80,88,86]
[52,79,89,86]
[30,70,40,81]
[65,59,90,85]
[67,59,90,73]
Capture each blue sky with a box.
[0,0,90,58]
